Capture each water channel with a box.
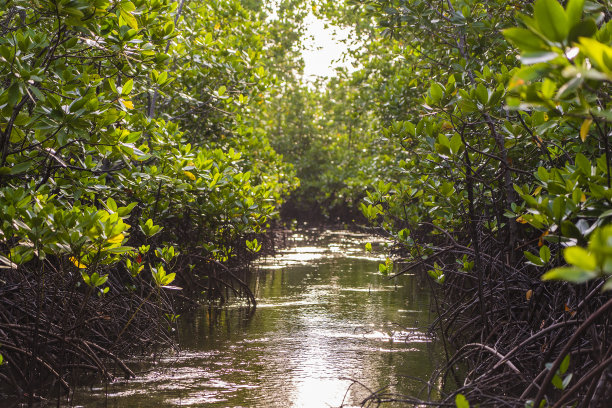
[72,229,441,407]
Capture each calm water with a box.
[72,230,441,407]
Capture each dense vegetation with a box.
[1,0,611,406]
[267,0,612,406]
[0,0,298,402]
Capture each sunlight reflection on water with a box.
[71,229,441,408]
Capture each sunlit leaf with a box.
[70,256,87,269]
[121,99,134,109]
[108,234,125,244]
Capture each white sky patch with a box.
[301,12,358,82]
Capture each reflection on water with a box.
[71,230,441,407]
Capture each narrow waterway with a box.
[72,230,441,407]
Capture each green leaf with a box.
[503,28,547,51]
[551,374,564,390]
[561,221,584,241]
[552,196,566,220]
[540,245,551,263]
[450,134,463,155]
[122,79,133,96]
[378,263,388,274]
[108,78,118,94]
[575,153,591,175]
[525,250,544,266]
[578,38,612,74]
[429,83,444,103]
[107,197,118,212]
[509,65,550,88]
[566,0,585,28]
[117,202,137,217]
[119,2,138,29]
[69,97,88,113]
[564,246,596,270]
[560,354,570,374]
[475,84,488,105]
[534,0,569,42]
[105,246,135,254]
[455,393,470,408]
[209,172,222,188]
[542,266,597,283]
[568,19,597,42]
[7,82,22,107]
[10,161,31,175]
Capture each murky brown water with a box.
[71,230,441,407]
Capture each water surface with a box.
[73,230,440,407]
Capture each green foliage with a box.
[0,2,298,391]
[500,0,612,288]
[541,354,573,391]
[378,257,393,275]
[300,0,612,293]
[151,264,176,288]
[0,0,297,291]
[428,262,445,285]
[246,238,262,253]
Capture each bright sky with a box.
[301,12,358,82]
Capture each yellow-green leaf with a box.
[121,99,134,110]
[119,3,138,30]
[564,246,596,270]
[542,266,597,283]
[107,234,125,244]
[69,256,88,269]
[580,118,592,142]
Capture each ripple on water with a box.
[70,230,442,408]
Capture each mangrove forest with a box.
[0,0,610,406]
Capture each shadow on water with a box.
[70,229,443,407]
